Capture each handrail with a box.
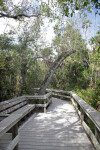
[26,92,52,113]
[25,92,52,100]
[34,88,70,95]
[0,92,52,150]
[46,89,70,95]
[70,92,100,131]
[0,93,52,114]
[70,91,100,150]
[0,114,21,150]
[38,88,100,150]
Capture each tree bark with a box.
[19,61,27,96]
[0,12,41,19]
[38,50,76,95]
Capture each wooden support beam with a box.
[80,108,85,123]
[6,135,19,150]
[12,124,18,150]
[82,121,100,150]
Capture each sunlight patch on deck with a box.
[18,97,95,150]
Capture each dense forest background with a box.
[0,0,100,111]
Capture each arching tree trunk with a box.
[38,50,76,95]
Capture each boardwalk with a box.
[18,97,95,150]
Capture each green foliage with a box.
[0,2,99,114]
[40,47,53,59]
[51,25,100,110]
[57,0,100,17]
[56,84,60,88]
[66,62,86,88]
[85,114,95,133]
[0,27,46,100]
[75,89,94,106]
[54,46,100,110]
[0,0,6,11]
[55,60,90,91]
[90,30,100,52]
[0,0,99,21]
[25,59,45,94]
[0,47,21,100]
[92,79,100,106]
[76,81,100,109]
[0,44,45,100]
[53,21,87,53]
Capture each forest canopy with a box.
[0,0,100,111]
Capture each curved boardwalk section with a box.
[19,97,95,150]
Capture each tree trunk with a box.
[38,50,76,95]
[19,61,27,96]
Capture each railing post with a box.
[71,97,78,112]
[12,124,18,150]
[80,108,85,123]
[95,127,98,138]
[95,127,100,144]
[44,99,46,113]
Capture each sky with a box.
[40,11,100,48]
[73,11,100,49]
[0,0,100,49]
[81,12,100,41]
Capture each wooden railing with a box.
[0,114,20,150]
[46,88,71,100]
[34,88,71,100]
[26,92,52,112]
[0,92,52,150]
[70,92,100,150]
[34,88,100,150]
[0,89,99,150]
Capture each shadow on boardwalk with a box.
[18,97,95,150]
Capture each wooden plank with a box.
[45,92,52,99]
[26,92,52,100]
[0,96,26,107]
[6,135,19,150]
[18,98,95,150]
[46,88,70,95]
[0,93,51,115]
[0,114,9,117]
[82,121,100,150]
[71,92,100,131]
[0,104,35,138]
[35,99,52,108]
[0,114,9,121]
[0,101,27,114]
[34,88,71,95]
[45,99,52,107]
[0,96,26,112]
[0,133,12,140]
[0,114,21,138]
[12,104,35,115]
[26,95,46,100]
[52,93,71,100]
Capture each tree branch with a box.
[39,49,76,95]
[0,12,42,19]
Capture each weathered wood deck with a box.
[18,97,95,150]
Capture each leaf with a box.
[76,6,79,10]
[71,12,73,17]
[84,2,87,6]
[56,84,59,88]
[65,6,69,16]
